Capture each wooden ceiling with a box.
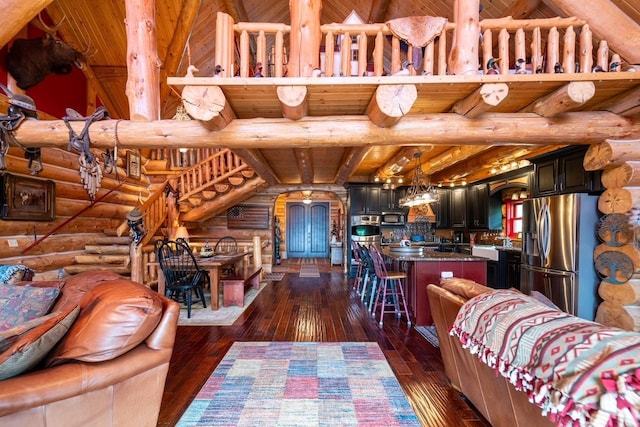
[6,0,640,190]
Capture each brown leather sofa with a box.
[0,271,180,427]
[427,280,555,427]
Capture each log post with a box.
[124,0,160,121]
[277,86,309,120]
[451,83,509,118]
[522,81,595,117]
[288,0,322,77]
[449,0,480,75]
[253,235,262,272]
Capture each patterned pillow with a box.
[0,265,33,285]
[0,306,79,380]
[0,282,61,331]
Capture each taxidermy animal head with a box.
[6,34,84,90]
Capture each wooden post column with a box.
[288,0,322,77]
[124,0,161,283]
[448,0,480,75]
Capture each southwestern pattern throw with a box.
[450,290,640,426]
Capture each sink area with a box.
[471,245,499,261]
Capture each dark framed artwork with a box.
[127,150,141,179]
[227,205,269,229]
[0,173,55,221]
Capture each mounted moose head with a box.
[5,33,85,90]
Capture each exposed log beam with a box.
[12,112,640,149]
[451,83,509,118]
[181,82,236,130]
[375,147,424,180]
[542,0,640,63]
[277,86,308,120]
[421,146,490,177]
[232,148,280,186]
[366,84,417,127]
[520,81,595,117]
[334,147,372,186]
[258,184,348,195]
[294,148,314,184]
[158,0,202,116]
[181,176,267,222]
[593,86,640,117]
[0,0,52,49]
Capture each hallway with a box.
[158,262,490,426]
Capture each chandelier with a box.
[399,153,439,207]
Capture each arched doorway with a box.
[286,201,330,258]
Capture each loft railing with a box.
[215,13,619,77]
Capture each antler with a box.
[32,11,67,34]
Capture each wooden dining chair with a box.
[214,236,238,276]
[156,239,208,318]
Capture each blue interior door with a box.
[286,202,329,258]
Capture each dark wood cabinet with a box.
[349,185,381,214]
[503,250,521,290]
[532,147,596,197]
[467,184,488,228]
[379,187,405,211]
[486,260,499,288]
[434,188,451,229]
[450,188,467,228]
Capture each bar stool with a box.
[351,241,364,294]
[369,245,412,327]
[357,245,378,314]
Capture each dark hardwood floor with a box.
[157,259,490,426]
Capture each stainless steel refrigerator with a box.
[520,193,600,320]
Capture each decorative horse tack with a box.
[63,106,110,200]
[0,83,42,175]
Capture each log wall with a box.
[0,147,149,279]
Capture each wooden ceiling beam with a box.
[451,83,509,118]
[375,147,424,180]
[231,148,280,186]
[0,0,52,49]
[334,147,371,185]
[12,112,640,149]
[158,0,202,117]
[520,81,595,117]
[366,84,417,127]
[593,86,640,117]
[420,146,490,177]
[277,86,308,120]
[294,148,314,183]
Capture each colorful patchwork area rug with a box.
[177,341,420,426]
[299,264,320,278]
[262,272,285,281]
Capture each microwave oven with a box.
[380,212,406,226]
[351,215,380,225]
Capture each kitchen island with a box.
[381,248,487,326]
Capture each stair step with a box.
[84,245,130,254]
[74,254,129,264]
[64,265,131,275]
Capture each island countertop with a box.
[381,248,487,262]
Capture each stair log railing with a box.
[175,148,249,203]
[216,12,618,78]
[150,147,221,169]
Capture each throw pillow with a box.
[0,282,60,332]
[0,264,33,285]
[46,279,163,366]
[0,306,80,380]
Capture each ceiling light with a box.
[461,180,467,186]
[398,152,439,207]
[302,198,312,204]
[179,147,189,153]
[374,176,380,182]
[490,167,498,174]
[397,177,403,184]
[449,182,455,187]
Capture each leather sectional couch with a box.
[0,270,179,427]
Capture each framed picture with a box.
[127,150,141,179]
[0,173,55,221]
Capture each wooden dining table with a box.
[155,250,251,310]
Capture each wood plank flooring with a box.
[157,259,490,426]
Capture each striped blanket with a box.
[450,290,640,427]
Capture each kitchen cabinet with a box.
[349,185,381,214]
[379,187,406,211]
[450,188,467,228]
[434,188,451,229]
[502,250,521,290]
[532,147,597,197]
[467,183,503,230]
[486,260,499,288]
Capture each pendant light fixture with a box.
[399,152,439,207]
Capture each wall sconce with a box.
[301,190,313,204]
[173,225,190,243]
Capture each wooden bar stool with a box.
[351,241,364,294]
[369,245,412,327]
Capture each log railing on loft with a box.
[150,147,224,169]
[216,13,616,78]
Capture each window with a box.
[505,200,523,239]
